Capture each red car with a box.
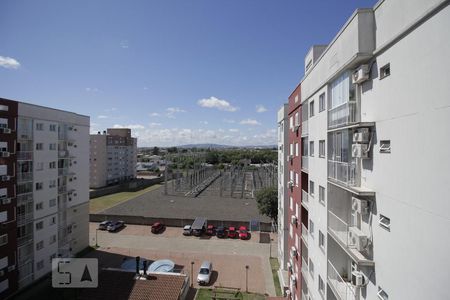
[228,226,237,238]
[151,222,164,234]
[206,225,215,236]
[239,226,249,240]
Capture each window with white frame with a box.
[309,180,314,196]
[319,230,325,250]
[49,180,56,188]
[295,173,299,187]
[290,144,294,156]
[309,219,314,238]
[289,224,293,238]
[36,123,44,131]
[309,100,315,117]
[49,143,56,150]
[35,202,43,211]
[49,161,56,169]
[35,143,43,150]
[318,275,325,295]
[294,112,299,126]
[36,240,44,251]
[309,141,314,157]
[290,197,293,210]
[49,198,56,207]
[295,143,299,156]
[309,258,314,278]
[49,124,57,132]
[319,185,325,204]
[319,140,325,157]
[36,221,44,231]
[35,182,43,190]
[289,116,294,130]
[319,92,326,112]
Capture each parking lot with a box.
[88,222,277,296]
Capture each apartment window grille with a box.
[309,219,314,238]
[309,100,315,117]
[36,202,43,211]
[319,140,325,158]
[36,221,44,231]
[309,141,314,157]
[36,123,44,131]
[36,240,44,251]
[35,182,43,190]
[380,140,391,153]
[35,143,43,150]
[319,92,326,112]
[309,180,314,197]
[319,186,325,204]
[318,275,325,295]
[380,63,390,79]
[319,230,325,250]
[379,214,391,231]
[0,234,7,246]
[36,260,44,270]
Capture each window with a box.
[49,143,56,150]
[289,116,294,130]
[309,258,314,277]
[290,144,294,156]
[380,63,390,79]
[319,186,325,204]
[49,124,57,132]
[295,143,299,156]
[319,140,325,157]
[309,141,314,157]
[0,105,8,112]
[289,224,293,238]
[294,94,299,103]
[36,123,44,131]
[318,275,325,295]
[35,143,43,150]
[36,240,44,251]
[379,214,391,231]
[36,260,44,270]
[49,253,57,263]
[295,173,299,187]
[49,162,56,169]
[380,140,391,153]
[35,182,43,190]
[35,202,43,211]
[35,162,44,171]
[319,92,326,112]
[309,219,314,238]
[49,198,56,207]
[290,197,293,210]
[294,112,299,126]
[290,171,294,183]
[36,221,44,231]
[309,180,314,196]
[0,234,7,246]
[319,230,325,249]
[49,180,56,188]
[49,235,57,244]
[50,216,56,225]
[309,100,314,117]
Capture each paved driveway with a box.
[89,223,277,295]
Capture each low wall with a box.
[90,177,164,199]
[89,214,272,232]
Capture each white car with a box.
[197,261,212,285]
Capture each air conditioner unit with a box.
[290,274,297,285]
[353,128,370,143]
[352,144,369,159]
[352,65,370,84]
[349,227,369,252]
[0,176,10,182]
[294,124,300,132]
[288,181,294,188]
[351,271,366,287]
[352,197,370,215]
[290,247,298,258]
[1,198,11,205]
[289,155,294,161]
[287,261,292,271]
[291,215,298,225]
[0,152,10,158]
[7,265,15,272]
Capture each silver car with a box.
[197,261,212,285]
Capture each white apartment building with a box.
[90,128,137,188]
[281,0,450,299]
[277,104,289,285]
[0,98,89,298]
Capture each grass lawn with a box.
[269,258,283,297]
[196,288,266,300]
[89,184,161,213]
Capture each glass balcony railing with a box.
[301,120,308,136]
[17,151,33,161]
[301,156,308,171]
[328,211,351,247]
[17,172,33,183]
[302,189,308,208]
[301,223,308,244]
[328,101,358,129]
[327,260,356,300]
[328,160,357,186]
[301,256,308,278]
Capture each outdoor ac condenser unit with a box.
[352,144,369,159]
[291,215,298,225]
[352,65,370,84]
[352,197,369,215]
[349,227,368,252]
[351,270,366,287]
[353,128,370,143]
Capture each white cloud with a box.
[223,119,236,124]
[256,105,268,113]
[229,128,239,132]
[149,122,161,127]
[240,119,261,126]
[150,113,161,117]
[113,124,145,130]
[0,56,20,69]
[166,107,186,119]
[200,121,208,125]
[120,40,129,49]
[97,115,108,119]
[197,96,238,112]
[86,87,102,93]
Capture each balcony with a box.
[58,150,69,158]
[328,211,373,265]
[327,260,357,300]
[17,172,33,183]
[58,185,67,194]
[301,120,308,136]
[301,189,308,209]
[58,168,68,176]
[301,156,308,171]
[301,256,308,278]
[17,233,33,246]
[301,223,308,245]
[17,151,33,161]
[328,160,356,186]
[328,102,358,130]
[17,212,33,226]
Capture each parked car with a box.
[183,225,192,236]
[206,224,215,236]
[216,226,226,238]
[151,222,165,234]
[98,220,112,230]
[193,227,204,237]
[228,226,237,238]
[107,220,124,232]
[197,261,212,285]
[239,226,249,240]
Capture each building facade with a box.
[90,128,137,188]
[280,0,450,299]
[277,104,289,286]
[0,98,90,298]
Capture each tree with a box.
[167,147,178,153]
[255,187,278,222]
[152,146,160,155]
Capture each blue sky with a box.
[0,0,375,147]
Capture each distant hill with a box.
[138,144,277,150]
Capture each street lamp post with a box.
[269,238,273,258]
[191,261,195,287]
[245,265,249,293]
